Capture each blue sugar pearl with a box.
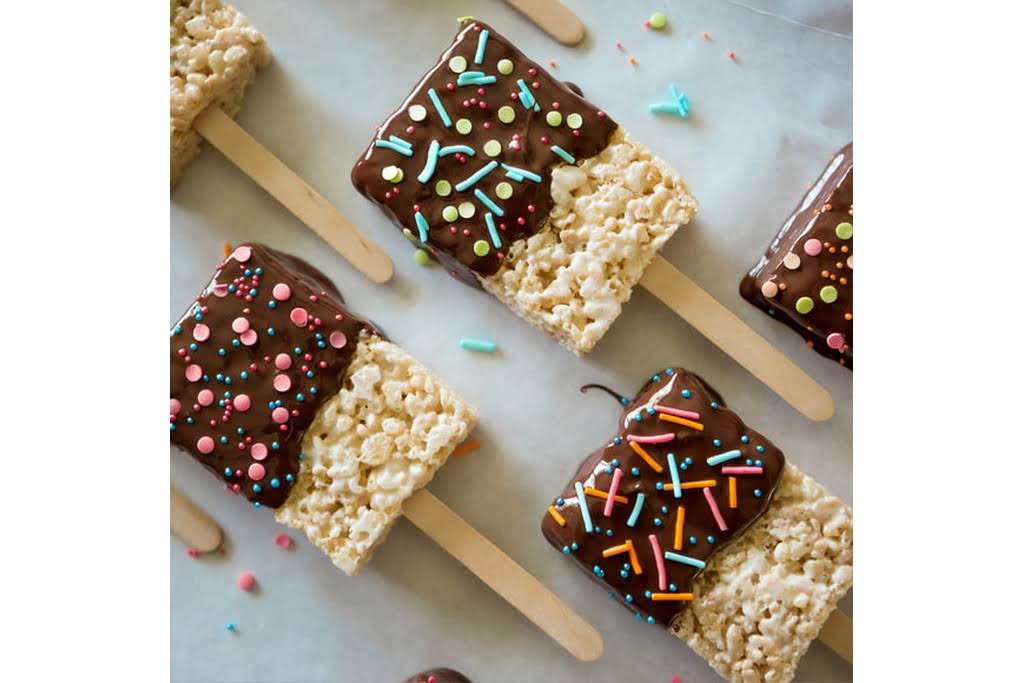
[665,368,674,375]
[625,594,634,603]
[644,590,653,599]
[606,529,614,537]
[656,482,664,491]
[613,436,622,445]
[285,474,294,482]
[253,484,262,493]
[249,289,258,298]
[682,389,692,398]
[651,374,660,383]
[224,377,232,385]
[219,436,229,444]
[685,457,693,465]
[315,333,323,340]
[224,391,232,398]
[669,583,677,592]
[711,401,720,409]
[756,445,765,453]
[244,268,252,276]
[647,616,656,625]
[218,348,227,356]
[562,546,570,554]
[268,301,277,309]
[223,467,232,477]
[174,325,182,335]
[232,339,241,347]
[635,613,643,621]
[634,413,642,423]
[169,424,176,431]
[255,268,263,275]
[306,371,314,378]
[225,623,236,632]
[240,371,249,380]
[689,536,698,545]
[680,462,688,471]
[707,535,716,544]
[254,502,261,508]
[755,459,763,467]
[741,435,750,444]
[646,406,655,415]
[310,387,318,395]
[267,328,276,336]
[620,570,629,578]
[754,489,763,498]
[227,285,236,293]
[297,453,304,461]
[713,439,722,447]
[272,442,280,450]
[267,401,275,409]
[661,506,669,514]
[631,467,640,476]
[270,478,281,488]
[571,542,579,551]
[595,526,602,534]
[746,459,754,466]
[622,563,631,571]
[605,465,613,474]
[293,347,302,355]
[296,394,305,402]
[216,373,224,381]
[654,518,663,526]
[186,417,195,424]
[620,397,630,406]
[611,459,621,467]
[189,343,198,352]
[195,312,204,321]
[275,400,283,407]
[556,497,565,506]
[318,341,326,349]
[235,427,245,435]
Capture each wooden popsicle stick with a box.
[193,106,394,284]
[170,487,223,553]
[504,0,586,45]
[640,256,835,422]
[817,609,852,663]
[402,489,604,662]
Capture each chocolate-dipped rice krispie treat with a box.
[740,144,853,368]
[542,370,852,682]
[352,20,697,355]
[170,244,476,574]
[402,668,471,683]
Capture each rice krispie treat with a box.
[740,144,853,369]
[541,369,852,683]
[351,20,697,355]
[170,0,271,186]
[170,243,476,574]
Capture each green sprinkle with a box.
[435,179,452,197]
[456,15,474,23]
[459,338,497,353]
[381,165,403,183]
[413,249,430,266]
[546,111,564,127]
[649,12,668,30]
[449,55,467,73]
[820,286,839,304]
[795,296,815,314]
[497,105,516,124]
[458,201,476,219]
[408,104,427,122]
[473,240,491,256]
[402,228,417,243]
[836,222,853,240]
[442,206,459,222]
[483,140,502,157]
[566,113,583,129]
[455,118,473,135]
[497,58,514,75]
[495,182,513,199]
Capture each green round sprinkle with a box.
[473,240,491,256]
[435,179,452,197]
[381,165,403,183]
[835,221,853,240]
[795,296,815,314]
[566,113,583,129]
[408,104,427,122]
[495,182,513,200]
[458,201,476,219]
[820,286,838,304]
[448,55,467,73]
[545,111,563,127]
[497,58,514,75]
[497,105,516,124]
[483,140,502,157]
[402,228,417,243]
[442,206,459,222]
[413,249,430,266]
[649,12,668,30]
[455,118,473,135]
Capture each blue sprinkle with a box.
[606,529,614,537]
[647,616,656,625]
[556,497,565,506]
[253,484,262,493]
[682,389,692,398]
[272,442,280,450]
[219,436,229,444]
[685,457,693,465]
[562,546,570,554]
[218,348,227,357]
[427,87,452,127]
[611,459,621,467]
[195,311,204,320]
[653,518,663,527]
[296,394,305,402]
[665,368,674,375]
[571,542,579,551]
[689,536,698,545]
[293,347,302,355]
[634,413,642,423]
[306,371,314,378]
[297,453,304,461]
[268,301,277,309]
[244,268,252,276]
[223,467,232,477]
[646,406,655,415]
[631,467,640,476]
[235,427,245,435]
[669,583,677,592]
[713,439,723,447]
[189,343,198,351]
[656,482,664,491]
[625,594,634,603]
[285,474,294,482]
[595,527,602,534]
[459,338,497,353]
[620,397,630,405]
[635,613,643,621]
[232,339,241,347]
[254,268,263,275]
[620,570,629,578]
[660,506,669,514]
[551,145,577,164]
[756,445,766,453]
[270,478,281,488]
[755,459,763,467]
[741,435,750,444]
[746,459,754,466]
[267,328,275,336]
[226,623,236,632]
[254,502,261,508]
[186,417,194,424]
[613,436,622,445]
[174,325,182,335]
[644,591,653,599]
[711,401,720,409]
[240,372,249,380]
[169,424,176,431]
[754,489,763,498]
[652,374,660,383]
[707,535,716,544]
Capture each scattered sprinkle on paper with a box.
[274,532,293,549]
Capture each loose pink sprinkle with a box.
[185,364,203,382]
[274,353,292,370]
[251,443,268,461]
[231,317,250,334]
[274,533,293,549]
[197,436,215,454]
[192,324,211,342]
[616,41,624,50]
[329,331,347,349]
[273,374,292,392]
[729,51,737,60]
[289,307,309,327]
[247,463,266,481]
[272,283,292,301]
[234,394,251,412]
[170,398,181,415]
[272,407,289,424]
[187,548,201,558]
[232,246,252,262]
[671,677,684,683]
[236,571,256,591]
[239,329,258,346]
[197,389,214,406]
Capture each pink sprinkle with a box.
[251,443,268,461]
[185,364,203,382]
[197,436,215,454]
[170,398,181,415]
[803,238,823,256]
[616,41,624,50]
[671,677,684,683]
[827,333,846,350]
[274,533,293,549]
[290,307,309,327]
[192,324,210,342]
[232,246,252,262]
[273,374,292,392]
[721,466,764,475]
[649,534,668,591]
[236,571,256,591]
[213,284,229,298]
[272,283,291,301]
[234,394,251,412]
[186,548,201,558]
[329,331,347,349]
[729,51,737,61]
[627,433,675,444]
[247,463,265,481]
[231,317,250,334]
[654,405,702,421]
[239,329,258,346]
[197,389,214,406]
[603,467,623,517]
[275,353,292,370]
[272,407,289,424]
[704,487,728,531]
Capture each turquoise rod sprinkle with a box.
[414,211,430,242]
[501,163,542,183]
[374,139,413,157]
[417,140,440,183]
[575,481,594,533]
[454,160,498,191]
[648,83,691,118]
[485,212,501,248]
[459,337,497,353]
[664,552,706,570]
[427,88,452,127]
[707,449,742,466]
[388,134,413,148]
[439,144,475,157]
[551,146,576,164]
[626,493,646,528]
[667,453,682,499]
[474,29,489,64]
[456,72,496,86]
[516,79,536,108]
[474,188,504,216]
[505,171,525,182]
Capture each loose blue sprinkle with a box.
[595,527,602,534]
[317,341,326,349]
[306,371,314,378]
[226,623,236,632]
[685,457,693,465]
[293,347,302,355]
[459,337,497,353]
[186,417,195,424]
[620,397,630,406]
[296,394,305,402]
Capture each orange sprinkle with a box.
[839,278,848,286]
[451,438,480,456]
[625,539,643,574]
[841,245,849,253]
[728,477,737,508]
[674,506,685,550]
[778,283,788,291]
[602,543,630,558]
[584,486,628,505]
[702,32,711,40]
[844,313,853,321]
[663,480,717,492]
[658,413,705,432]
[652,593,694,601]
[548,59,557,68]
[547,506,566,527]
[829,246,837,254]
[821,270,830,278]
[629,440,664,473]
[223,243,233,257]
[628,56,638,65]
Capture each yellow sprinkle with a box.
[651,593,694,601]
[602,543,630,558]
[663,480,717,492]
[547,506,566,527]
[659,414,705,431]
[626,539,643,575]
[585,486,628,504]
[674,507,685,550]
[729,477,738,508]
[629,441,664,473]
[456,15,474,23]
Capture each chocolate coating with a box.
[169,244,376,507]
[740,144,854,368]
[351,20,617,286]
[402,668,471,683]
[541,369,785,626]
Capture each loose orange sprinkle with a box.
[584,486,628,505]
[629,441,664,473]
[658,413,705,432]
[703,32,711,40]
[651,593,694,601]
[728,477,737,508]
[452,438,481,456]
[547,506,566,527]
[223,243,233,257]
[628,56,638,65]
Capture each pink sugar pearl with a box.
[236,571,256,591]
